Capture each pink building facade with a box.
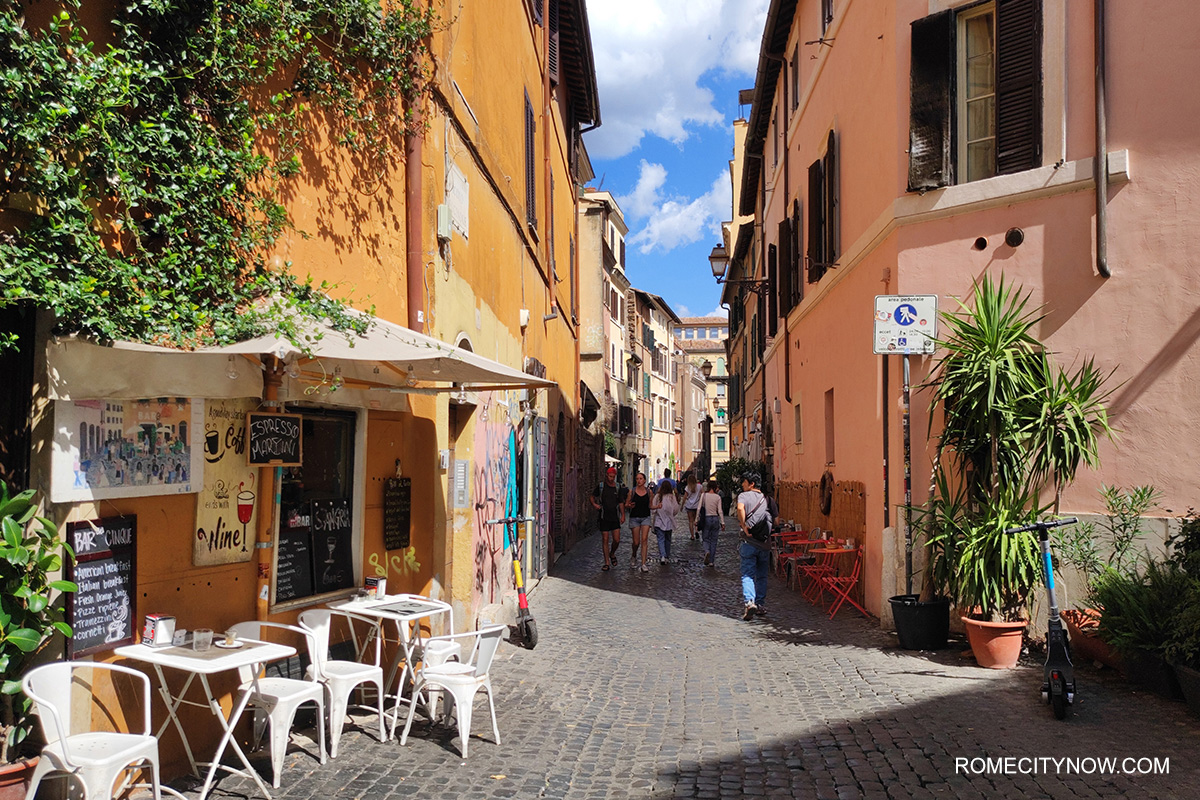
[732,0,1200,619]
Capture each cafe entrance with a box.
[274,408,358,604]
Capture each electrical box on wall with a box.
[436,204,452,242]
[439,449,450,470]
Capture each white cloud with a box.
[584,0,769,159]
[621,164,731,255]
[676,304,692,317]
[704,306,728,319]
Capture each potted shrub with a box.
[1165,510,1200,714]
[891,469,962,651]
[0,480,77,792]
[919,275,1112,668]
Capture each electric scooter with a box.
[1004,517,1079,720]
[485,514,539,650]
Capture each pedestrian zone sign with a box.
[873,295,937,355]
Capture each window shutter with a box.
[792,200,803,306]
[907,10,954,191]
[525,93,537,228]
[996,0,1043,175]
[532,0,543,25]
[777,218,792,318]
[824,130,838,265]
[767,243,778,336]
[807,159,824,283]
[548,0,561,85]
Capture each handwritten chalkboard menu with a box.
[246,412,303,467]
[275,502,315,602]
[383,478,412,551]
[66,516,137,657]
[312,498,355,594]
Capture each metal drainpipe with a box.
[1095,0,1111,278]
[255,358,282,621]
[405,120,425,331]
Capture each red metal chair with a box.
[797,537,838,603]
[821,546,869,619]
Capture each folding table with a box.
[327,595,453,737]
[115,638,296,800]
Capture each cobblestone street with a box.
[189,516,1199,800]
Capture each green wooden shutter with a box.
[824,130,838,265]
[807,158,824,283]
[767,243,778,337]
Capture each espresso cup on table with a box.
[224,629,239,647]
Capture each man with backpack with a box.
[591,466,628,571]
[736,471,772,620]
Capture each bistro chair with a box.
[298,609,386,758]
[229,621,328,787]
[822,546,869,619]
[22,662,162,800]
[399,624,506,759]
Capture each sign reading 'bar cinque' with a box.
[246,412,303,466]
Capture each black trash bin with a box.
[889,594,950,650]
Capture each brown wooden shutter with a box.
[525,92,537,228]
[792,200,803,305]
[824,130,838,265]
[807,159,824,283]
[907,10,954,191]
[996,0,1043,175]
[548,0,561,85]
[767,243,778,336]
[777,218,792,318]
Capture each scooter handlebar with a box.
[1004,517,1078,534]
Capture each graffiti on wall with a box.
[470,392,521,615]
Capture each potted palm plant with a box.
[0,480,77,795]
[921,275,1112,668]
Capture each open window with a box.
[908,0,1043,191]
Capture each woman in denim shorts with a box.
[625,472,653,572]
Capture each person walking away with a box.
[651,480,681,564]
[656,467,676,495]
[682,472,703,539]
[625,472,653,572]
[698,479,723,567]
[591,467,627,571]
[736,472,772,619]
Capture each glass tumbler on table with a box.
[193,628,213,652]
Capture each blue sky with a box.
[582,0,769,320]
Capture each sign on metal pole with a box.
[873,295,938,355]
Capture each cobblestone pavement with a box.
[185,516,1200,799]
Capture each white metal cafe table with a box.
[115,638,296,800]
[327,595,453,736]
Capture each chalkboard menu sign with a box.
[66,516,137,657]
[276,503,314,602]
[383,478,411,551]
[311,498,355,594]
[246,412,303,467]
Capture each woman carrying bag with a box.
[697,479,723,567]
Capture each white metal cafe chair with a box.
[22,662,162,800]
[229,621,328,787]
[399,624,506,759]
[298,608,386,758]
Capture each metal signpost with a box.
[874,295,938,596]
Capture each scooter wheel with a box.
[1051,677,1068,720]
[524,618,538,649]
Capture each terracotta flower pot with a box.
[1061,609,1124,671]
[0,757,39,800]
[962,616,1027,669]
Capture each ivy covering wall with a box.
[0,0,434,350]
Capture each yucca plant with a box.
[0,481,77,763]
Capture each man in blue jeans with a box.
[736,471,772,620]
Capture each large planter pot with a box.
[1123,653,1184,701]
[889,595,950,650]
[1173,663,1200,718]
[1060,609,1124,671]
[0,757,38,800]
[962,616,1027,669]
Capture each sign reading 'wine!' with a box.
[246,412,303,467]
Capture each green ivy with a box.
[0,0,434,349]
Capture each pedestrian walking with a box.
[651,479,681,564]
[698,479,723,567]
[682,472,703,539]
[735,471,772,620]
[657,467,676,495]
[625,471,654,572]
[590,467,627,571]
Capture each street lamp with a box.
[710,243,768,293]
[700,359,713,379]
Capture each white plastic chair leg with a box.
[451,688,473,759]
[484,685,500,746]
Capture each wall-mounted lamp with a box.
[700,359,713,379]
[405,364,418,387]
[1005,227,1025,248]
[226,355,241,381]
[283,356,301,379]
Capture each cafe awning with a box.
[47,308,556,401]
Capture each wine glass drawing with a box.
[237,484,255,552]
